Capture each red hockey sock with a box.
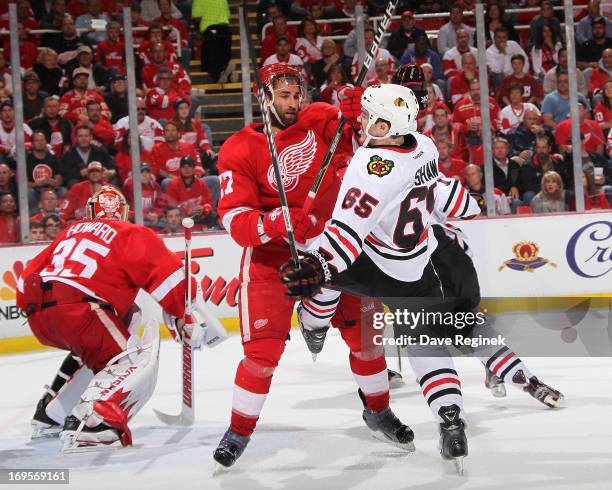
[349,352,390,413]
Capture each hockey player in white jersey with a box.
[281,84,470,466]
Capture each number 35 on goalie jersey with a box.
[314,133,443,283]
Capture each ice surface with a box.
[1,331,611,490]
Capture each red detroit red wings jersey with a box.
[217,102,353,247]
[16,220,193,319]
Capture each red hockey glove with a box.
[338,85,366,130]
[262,207,324,243]
[279,251,333,299]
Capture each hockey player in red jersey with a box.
[17,187,205,450]
[213,64,414,468]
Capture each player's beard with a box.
[271,103,298,128]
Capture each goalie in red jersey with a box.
[17,187,224,451]
[213,64,415,468]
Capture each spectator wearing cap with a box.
[541,72,590,128]
[155,0,190,68]
[576,1,612,45]
[263,36,307,81]
[424,104,467,160]
[261,15,297,60]
[114,97,164,152]
[311,39,341,89]
[0,192,19,243]
[166,156,214,228]
[48,15,84,68]
[448,52,479,106]
[141,43,192,94]
[387,11,427,61]
[72,99,115,148]
[497,54,543,107]
[589,48,612,100]
[527,1,562,52]
[152,120,204,186]
[96,21,125,73]
[67,44,110,93]
[104,74,129,124]
[555,101,606,156]
[399,35,443,83]
[0,164,17,197]
[137,24,178,66]
[543,48,587,96]
[437,5,474,55]
[577,17,612,70]
[173,99,214,160]
[351,28,395,85]
[442,29,478,80]
[2,22,38,70]
[33,48,64,97]
[29,189,65,226]
[30,96,73,158]
[76,0,111,45]
[122,162,165,229]
[145,66,188,121]
[26,131,64,210]
[60,161,112,222]
[58,66,111,124]
[499,85,541,135]
[486,27,530,86]
[22,71,49,123]
[0,101,33,165]
[58,124,114,187]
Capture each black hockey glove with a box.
[279,251,332,299]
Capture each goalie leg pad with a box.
[63,319,161,448]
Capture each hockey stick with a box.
[153,217,195,427]
[242,0,299,265]
[302,0,400,215]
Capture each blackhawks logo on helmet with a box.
[367,155,394,177]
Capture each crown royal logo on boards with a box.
[367,155,394,177]
[498,242,557,272]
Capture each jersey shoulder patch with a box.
[366,153,395,177]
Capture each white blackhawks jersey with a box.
[313,132,441,282]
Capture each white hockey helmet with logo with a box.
[360,83,419,146]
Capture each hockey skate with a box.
[31,392,62,439]
[60,415,122,452]
[361,396,415,452]
[438,405,468,475]
[387,369,405,389]
[213,428,251,470]
[297,306,329,362]
[515,370,564,408]
[484,366,506,398]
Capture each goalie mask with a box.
[360,84,420,147]
[255,63,305,128]
[391,64,428,110]
[87,186,129,221]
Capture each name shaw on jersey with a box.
[414,159,439,186]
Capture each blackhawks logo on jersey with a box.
[367,155,394,177]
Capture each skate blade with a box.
[213,462,232,476]
[370,431,415,453]
[453,456,465,476]
[544,392,565,408]
[389,378,405,390]
[490,384,507,398]
[311,353,318,363]
[61,439,122,453]
[31,425,62,440]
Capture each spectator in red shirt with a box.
[436,139,466,183]
[166,156,213,228]
[71,99,115,148]
[60,160,110,222]
[145,66,187,121]
[43,213,63,239]
[589,48,612,99]
[2,22,39,70]
[555,101,606,155]
[0,100,33,165]
[261,15,297,60]
[424,104,467,160]
[448,52,478,106]
[0,192,19,243]
[29,96,73,158]
[129,4,151,46]
[137,23,177,65]
[152,120,203,185]
[58,67,111,124]
[122,162,165,229]
[141,43,191,93]
[570,169,612,210]
[30,189,64,224]
[594,79,612,137]
[497,54,543,107]
[441,29,477,80]
[155,0,189,66]
[96,20,125,72]
[174,99,213,158]
[114,128,154,182]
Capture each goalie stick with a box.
[302,0,400,214]
[153,217,195,427]
[242,0,300,265]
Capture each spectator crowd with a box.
[0,0,611,243]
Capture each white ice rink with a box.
[1,331,612,490]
